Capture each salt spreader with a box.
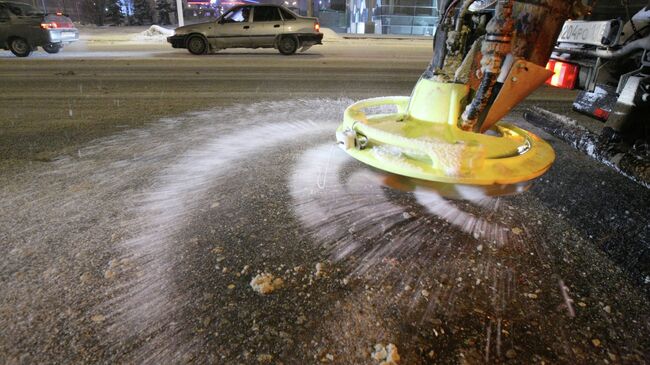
[336,0,586,185]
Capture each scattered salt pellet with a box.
[241,265,250,275]
[315,262,325,278]
[296,315,307,325]
[385,344,400,363]
[525,293,538,299]
[421,289,430,297]
[371,343,400,364]
[250,273,284,294]
[603,305,611,313]
[592,339,601,347]
[401,212,412,219]
[371,344,387,361]
[104,269,116,280]
[80,272,92,284]
[577,302,587,307]
[91,314,105,323]
[476,244,483,252]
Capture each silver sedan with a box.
[167,4,323,55]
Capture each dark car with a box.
[0,1,79,57]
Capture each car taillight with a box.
[545,60,578,89]
[41,21,72,29]
[41,22,58,29]
[314,22,320,32]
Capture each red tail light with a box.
[545,60,578,89]
[41,21,73,29]
[314,22,320,32]
[41,22,58,29]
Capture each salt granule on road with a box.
[250,273,284,294]
[372,343,400,364]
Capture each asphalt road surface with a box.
[1,31,649,364]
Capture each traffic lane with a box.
[1,99,648,364]
[0,53,574,165]
[0,51,429,163]
[0,38,434,61]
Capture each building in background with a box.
[312,0,438,35]
[348,0,438,35]
[315,0,439,34]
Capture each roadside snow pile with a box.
[321,27,341,42]
[132,25,174,42]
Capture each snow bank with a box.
[132,25,175,42]
[320,27,342,42]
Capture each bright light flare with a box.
[41,22,58,29]
[545,60,578,89]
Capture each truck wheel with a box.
[9,38,32,57]
[187,35,207,55]
[278,36,298,55]
[43,43,62,54]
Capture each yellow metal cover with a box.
[336,78,555,185]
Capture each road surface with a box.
[1,30,649,364]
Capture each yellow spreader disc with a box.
[335,79,555,185]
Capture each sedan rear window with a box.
[253,6,281,22]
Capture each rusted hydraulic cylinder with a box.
[460,0,514,131]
